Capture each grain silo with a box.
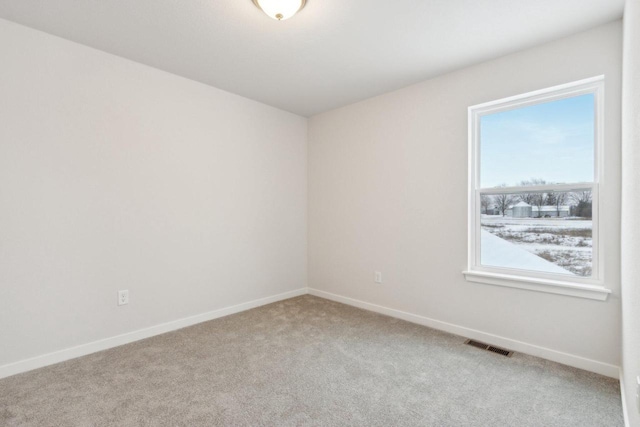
[512,201,532,218]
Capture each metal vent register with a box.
[464,339,514,357]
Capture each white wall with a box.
[621,0,640,423]
[309,21,622,372]
[0,19,307,368]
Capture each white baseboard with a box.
[308,288,620,378]
[620,368,631,427]
[0,287,307,380]
[2,286,621,382]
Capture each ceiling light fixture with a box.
[252,0,307,21]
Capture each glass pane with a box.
[480,191,593,277]
[480,94,595,188]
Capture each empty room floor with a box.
[0,296,623,426]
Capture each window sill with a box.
[462,270,611,301]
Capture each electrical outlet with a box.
[118,290,129,306]
[374,271,382,284]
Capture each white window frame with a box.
[463,76,611,301]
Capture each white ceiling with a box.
[0,0,624,116]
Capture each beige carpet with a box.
[0,295,623,426]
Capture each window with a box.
[464,77,610,300]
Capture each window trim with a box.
[464,76,611,300]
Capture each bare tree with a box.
[480,195,491,214]
[570,190,592,218]
[553,192,567,217]
[517,183,536,205]
[528,178,547,186]
[517,179,547,211]
[570,190,592,205]
[531,193,546,218]
[493,193,514,217]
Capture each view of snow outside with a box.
[481,215,592,277]
[479,94,595,277]
[480,188,594,277]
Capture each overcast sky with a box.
[480,93,595,188]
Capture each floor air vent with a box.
[464,339,514,357]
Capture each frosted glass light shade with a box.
[252,0,307,21]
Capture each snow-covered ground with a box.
[481,215,592,276]
[480,230,572,275]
